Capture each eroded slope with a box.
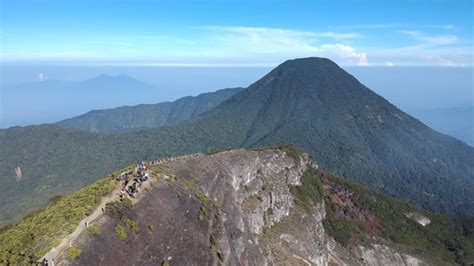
[55,148,448,265]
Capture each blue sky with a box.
[1,0,473,66]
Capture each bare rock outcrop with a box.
[58,149,429,265]
[405,212,431,226]
[14,166,23,181]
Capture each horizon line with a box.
[1,61,472,68]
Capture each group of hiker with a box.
[117,162,150,199]
[37,155,209,265]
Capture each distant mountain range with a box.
[0,57,473,226]
[1,74,161,127]
[57,87,243,132]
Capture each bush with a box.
[124,218,140,233]
[67,246,81,260]
[0,173,118,263]
[289,168,324,212]
[198,206,208,221]
[86,224,99,235]
[105,198,132,219]
[114,224,127,240]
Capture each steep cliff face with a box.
[55,148,433,265]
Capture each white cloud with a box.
[384,61,395,67]
[423,55,457,66]
[38,73,44,81]
[3,25,468,67]
[397,31,458,46]
[208,26,319,54]
[313,31,362,40]
[319,44,368,66]
[205,26,361,40]
[332,24,457,31]
[203,26,368,65]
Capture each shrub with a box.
[198,206,208,221]
[124,218,140,233]
[114,224,127,240]
[86,224,99,235]
[105,198,132,219]
[67,246,81,260]
[0,172,119,262]
[289,168,324,212]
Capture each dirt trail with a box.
[39,154,200,264]
[40,185,123,263]
[40,165,156,264]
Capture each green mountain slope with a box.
[57,87,243,133]
[170,57,474,214]
[319,168,474,265]
[1,57,473,226]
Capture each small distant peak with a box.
[96,74,112,79]
[84,74,138,83]
[95,74,132,79]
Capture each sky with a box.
[1,0,473,66]
[0,0,473,134]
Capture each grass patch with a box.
[254,144,306,162]
[105,197,132,219]
[114,224,127,240]
[180,178,217,207]
[288,168,324,212]
[178,177,219,224]
[209,234,224,262]
[150,163,169,175]
[198,206,208,221]
[0,167,123,264]
[67,246,82,260]
[124,218,140,233]
[178,177,218,210]
[86,224,99,235]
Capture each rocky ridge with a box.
[57,148,430,265]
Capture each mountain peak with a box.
[279,57,338,67]
[245,57,359,98]
[271,57,342,74]
[80,74,155,89]
[85,74,138,83]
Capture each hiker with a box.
[85,221,89,227]
[127,186,135,197]
[41,258,48,266]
